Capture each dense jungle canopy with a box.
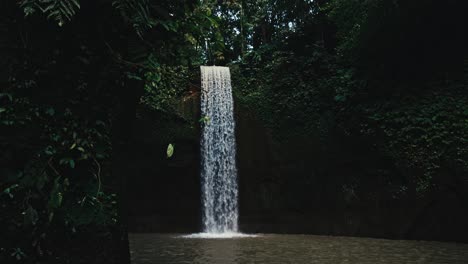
[1,0,467,263]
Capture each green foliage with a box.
[362,89,468,193]
[140,65,189,113]
[0,88,116,261]
[232,0,468,203]
[1,0,213,259]
[112,0,157,37]
[20,0,81,26]
[325,0,373,62]
[233,44,335,138]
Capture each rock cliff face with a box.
[127,94,201,233]
[127,94,468,242]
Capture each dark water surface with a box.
[129,233,468,264]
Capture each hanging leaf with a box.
[199,115,210,124]
[166,143,174,158]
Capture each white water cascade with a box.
[200,66,239,234]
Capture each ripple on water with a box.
[129,233,468,264]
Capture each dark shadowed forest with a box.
[1,0,467,263]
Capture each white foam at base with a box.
[179,232,257,239]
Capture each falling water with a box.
[200,66,239,234]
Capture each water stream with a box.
[199,66,239,234]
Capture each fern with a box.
[19,0,81,26]
[112,0,156,37]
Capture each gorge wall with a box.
[127,93,468,243]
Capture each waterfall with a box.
[200,66,239,234]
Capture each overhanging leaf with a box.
[167,143,174,158]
